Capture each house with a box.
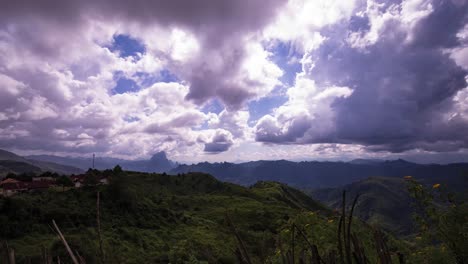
[32,176,54,182]
[0,178,20,196]
[1,181,52,196]
[98,175,109,185]
[0,178,20,186]
[70,174,86,188]
[70,174,109,187]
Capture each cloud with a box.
[203,129,234,153]
[1,0,287,109]
[255,0,468,153]
[1,0,467,162]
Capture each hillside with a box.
[0,149,83,176]
[1,171,464,263]
[0,160,42,175]
[311,177,415,235]
[170,159,468,189]
[0,149,28,162]
[0,172,333,263]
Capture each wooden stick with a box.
[291,224,295,264]
[225,212,252,264]
[52,220,79,264]
[346,194,360,264]
[97,191,105,264]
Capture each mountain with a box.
[170,159,468,189]
[0,149,27,162]
[311,177,415,235]
[27,151,177,173]
[349,158,383,165]
[0,160,42,175]
[0,149,82,176]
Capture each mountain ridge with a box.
[170,159,468,189]
[27,151,176,173]
[0,149,83,176]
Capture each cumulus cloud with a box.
[1,0,467,162]
[200,129,234,153]
[256,0,468,153]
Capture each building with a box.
[32,176,54,182]
[1,181,52,196]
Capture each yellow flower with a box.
[328,219,334,223]
[404,176,413,180]
[415,236,422,240]
[433,183,441,189]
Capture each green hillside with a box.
[0,171,333,263]
[0,149,83,176]
[0,171,464,263]
[311,177,415,235]
[0,160,42,176]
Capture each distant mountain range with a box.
[0,149,83,176]
[27,151,177,173]
[4,148,467,191]
[170,159,468,189]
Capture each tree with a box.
[113,165,123,174]
[56,176,74,191]
[83,174,99,186]
[406,177,468,263]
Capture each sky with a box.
[0,0,467,164]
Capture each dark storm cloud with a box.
[203,131,234,153]
[255,114,313,143]
[1,0,287,109]
[256,0,468,153]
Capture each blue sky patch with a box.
[202,98,224,114]
[123,116,140,123]
[269,41,302,86]
[110,34,145,58]
[135,69,179,87]
[248,94,288,124]
[112,72,141,94]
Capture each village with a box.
[0,170,110,197]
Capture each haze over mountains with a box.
[0,149,83,175]
[27,151,177,173]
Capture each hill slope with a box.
[0,172,330,263]
[0,149,83,176]
[311,176,416,235]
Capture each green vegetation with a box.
[406,177,468,263]
[0,171,466,263]
[0,171,329,263]
[311,177,415,235]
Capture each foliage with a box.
[0,171,327,263]
[56,175,74,187]
[406,177,468,263]
[1,170,466,263]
